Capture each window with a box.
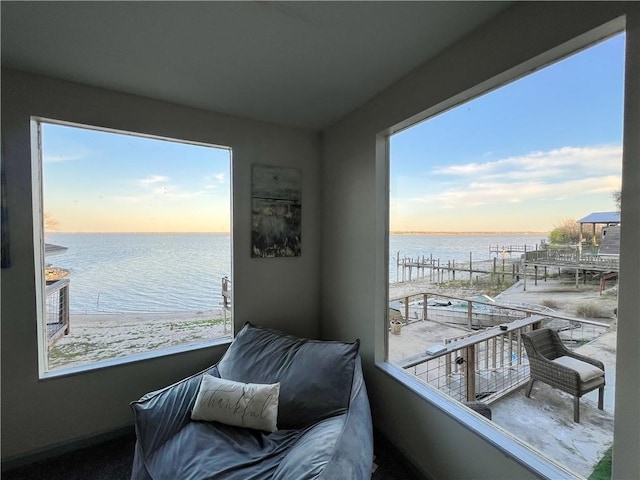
[387,33,624,477]
[34,120,232,374]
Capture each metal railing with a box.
[45,278,70,347]
[221,276,232,333]
[398,317,541,403]
[390,292,540,329]
[391,292,610,404]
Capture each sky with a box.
[42,125,231,232]
[390,33,625,233]
[43,33,625,234]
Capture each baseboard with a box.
[373,428,433,480]
[1,424,135,472]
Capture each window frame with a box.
[31,117,233,379]
[376,21,627,480]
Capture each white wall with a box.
[0,69,321,460]
[321,2,639,478]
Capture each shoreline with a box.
[69,308,225,326]
[49,309,232,370]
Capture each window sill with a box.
[39,336,232,380]
[375,361,581,480]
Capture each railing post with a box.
[423,293,428,321]
[484,339,489,370]
[404,296,409,323]
[466,344,476,402]
[467,301,473,329]
[508,331,513,366]
[62,283,70,334]
[517,330,523,365]
[492,337,497,370]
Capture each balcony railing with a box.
[391,292,610,404]
[524,247,620,271]
[45,278,70,347]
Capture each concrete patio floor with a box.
[388,277,618,478]
[490,330,615,478]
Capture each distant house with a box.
[577,211,620,247]
[44,243,69,281]
[599,225,621,256]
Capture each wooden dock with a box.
[488,244,540,256]
[396,244,620,290]
[395,251,522,284]
[521,247,619,290]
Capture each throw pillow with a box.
[191,374,280,432]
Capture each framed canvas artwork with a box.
[251,164,302,258]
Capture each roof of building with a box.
[577,212,620,224]
[44,243,68,257]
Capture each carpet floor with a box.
[3,433,425,480]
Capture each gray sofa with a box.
[130,323,373,479]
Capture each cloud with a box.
[139,175,170,186]
[204,173,226,189]
[43,153,86,163]
[150,185,208,199]
[43,142,94,163]
[432,145,622,181]
[395,144,622,212]
[108,188,210,203]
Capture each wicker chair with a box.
[522,328,605,423]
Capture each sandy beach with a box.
[48,309,231,370]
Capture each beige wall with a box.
[321,2,639,478]
[2,2,639,478]
[0,69,321,460]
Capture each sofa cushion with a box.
[217,323,359,429]
[191,374,280,432]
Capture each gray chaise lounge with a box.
[130,323,373,479]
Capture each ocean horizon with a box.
[45,232,547,315]
[45,233,231,315]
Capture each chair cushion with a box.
[552,356,604,382]
[216,323,359,429]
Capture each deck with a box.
[388,278,617,478]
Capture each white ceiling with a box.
[1,1,511,129]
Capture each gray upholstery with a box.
[217,322,360,430]
[130,323,373,479]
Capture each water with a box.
[390,233,546,283]
[45,233,231,314]
[45,232,545,314]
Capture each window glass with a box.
[38,121,232,372]
[388,34,624,477]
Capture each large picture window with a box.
[34,120,232,374]
[387,33,624,477]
